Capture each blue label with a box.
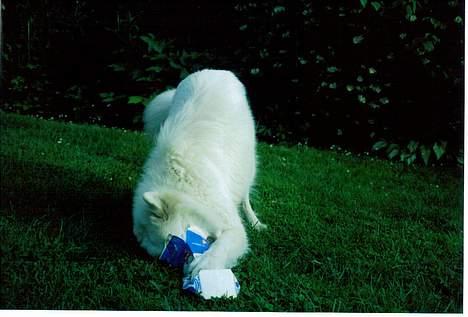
[186,228,211,255]
[235,280,241,294]
[182,275,202,294]
[159,235,191,268]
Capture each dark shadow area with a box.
[0,158,150,259]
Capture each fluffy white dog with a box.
[132,69,266,276]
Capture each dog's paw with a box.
[185,252,226,277]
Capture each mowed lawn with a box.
[0,111,463,312]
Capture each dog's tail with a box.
[143,89,176,139]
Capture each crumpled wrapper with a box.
[159,226,240,299]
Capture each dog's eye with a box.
[150,210,163,219]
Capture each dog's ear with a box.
[143,191,168,221]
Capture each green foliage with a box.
[127,96,146,105]
[10,76,26,92]
[233,0,462,164]
[99,92,120,103]
[3,64,51,113]
[433,141,448,160]
[63,85,84,102]
[99,32,212,108]
[1,1,463,166]
[372,139,452,166]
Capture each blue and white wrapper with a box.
[185,226,211,257]
[159,226,241,299]
[159,226,211,268]
[183,269,241,299]
[182,274,202,294]
[159,235,190,268]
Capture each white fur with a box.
[133,69,266,276]
[143,89,176,140]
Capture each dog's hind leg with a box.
[242,196,267,230]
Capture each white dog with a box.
[132,69,266,276]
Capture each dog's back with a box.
[156,69,257,206]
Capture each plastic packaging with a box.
[183,269,240,299]
[159,226,240,299]
[159,235,190,268]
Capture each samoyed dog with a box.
[132,69,266,276]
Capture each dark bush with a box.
[232,0,463,164]
[1,0,463,165]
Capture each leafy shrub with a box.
[2,1,463,165]
[371,139,461,166]
[2,63,51,114]
[2,1,216,129]
[99,33,211,110]
[233,0,463,164]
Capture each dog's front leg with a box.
[185,225,248,277]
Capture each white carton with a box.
[197,269,240,299]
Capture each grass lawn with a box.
[0,111,463,312]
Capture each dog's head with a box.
[133,189,217,257]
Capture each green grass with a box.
[0,111,463,312]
